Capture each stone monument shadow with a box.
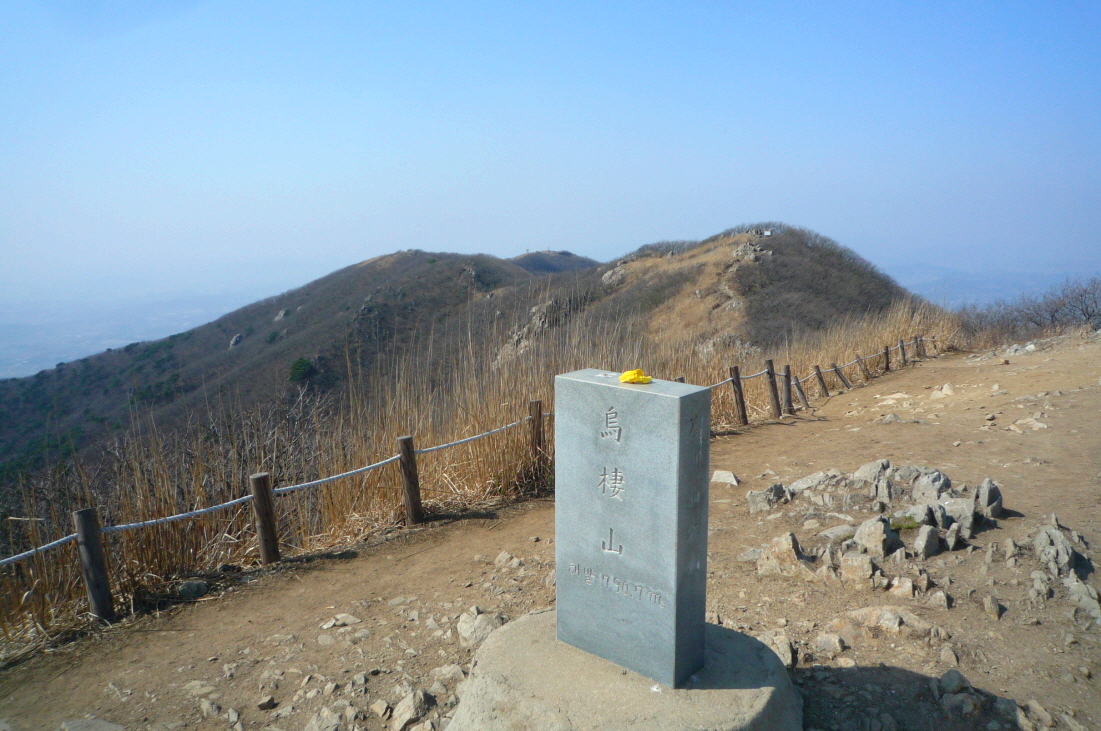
[682,624,794,692]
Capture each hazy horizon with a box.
[2,2,1099,375]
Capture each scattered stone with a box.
[317,634,335,646]
[493,551,514,567]
[754,629,795,668]
[177,580,209,599]
[756,533,818,581]
[199,698,221,717]
[258,695,277,710]
[913,525,940,559]
[944,523,962,551]
[928,590,952,609]
[1026,700,1053,727]
[391,689,428,731]
[305,707,341,731]
[840,553,874,588]
[334,613,362,626]
[746,483,788,513]
[984,595,1003,620]
[431,664,466,688]
[1061,714,1089,731]
[711,470,740,486]
[59,721,125,731]
[457,607,505,648]
[888,576,914,598]
[847,605,931,636]
[940,692,981,718]
[912,470,952,502]
[854,459,891,484]
[736,548,762,562]
[940,645,959,666]
[854,516,902,558]
[976,478,1004,519]
[819,524,856,542]
[939,669,970,695]
[370,699,392,718]
[543,568,556,587]
[814,633,845,654]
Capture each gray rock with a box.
[853,459,891,485]
[854,516,902,558]
[228,333,243,349]
[940,645,959,666]
[927,503,952,530]
[819,524,856,542]
[257,695,277,710]
[457,608,505,648]
[370,699,391,718]
[1033,525,1076,577]
[944,523,962,551]
[814,633,845,653]
[983,595,1003,620]
[913,525,940,559]
[840,553,874,588]
[788,471,829,494]
[178,580,209,599]
[897,504,933,526]
[939,669,970,695]
[992,697,1019,720]
[940,692,981,718]
[756,533,818,581]
[60,722,125,731]
[305,707,341,731]
[200,698,221,717]
[746,483,788,513]
[391,690,427,731]
[976,478,1004,519]
[913,470,952,502]
[736,548,763,562]
[1026,700,1053,728]
[754,629,796,669]
[711,470,740,486]
[928,590,951,609]
[939,497,973,523]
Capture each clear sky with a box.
[2,1,1100,317]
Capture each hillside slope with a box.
[0,224,911,477]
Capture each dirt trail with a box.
[2,333,1099,731]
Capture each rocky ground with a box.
[1,330,1099,731]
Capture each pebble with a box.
[257,695,277,710]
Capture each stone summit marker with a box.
[554,368,710,688]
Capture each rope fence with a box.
[2,334,938,621]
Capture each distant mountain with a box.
[0,226,914,476]
[509,250,599,276]
[884,264,1090,308]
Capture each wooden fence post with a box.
[729,366,749,426]
[528,400,545,465]
[856,354,872,381]
[781,365,794,415]
[883,345,891,372]
[915,334,926,359]
[72,508,114,622]
[832,362,853,390]
[764,360,783,419]
[397,436,424,526]
[813,365,830,397]
[898,338,908,366]
[792,375,810,410]
[249,473,281,565]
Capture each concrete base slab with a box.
[448,610,803,731]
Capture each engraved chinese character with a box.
[601,528,623,555]
[598,467,625,499]
[600,406,622,442]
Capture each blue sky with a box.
[2,2,1100,349]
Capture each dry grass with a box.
[0,298,960,663]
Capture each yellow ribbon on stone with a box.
[619,369,653,384]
